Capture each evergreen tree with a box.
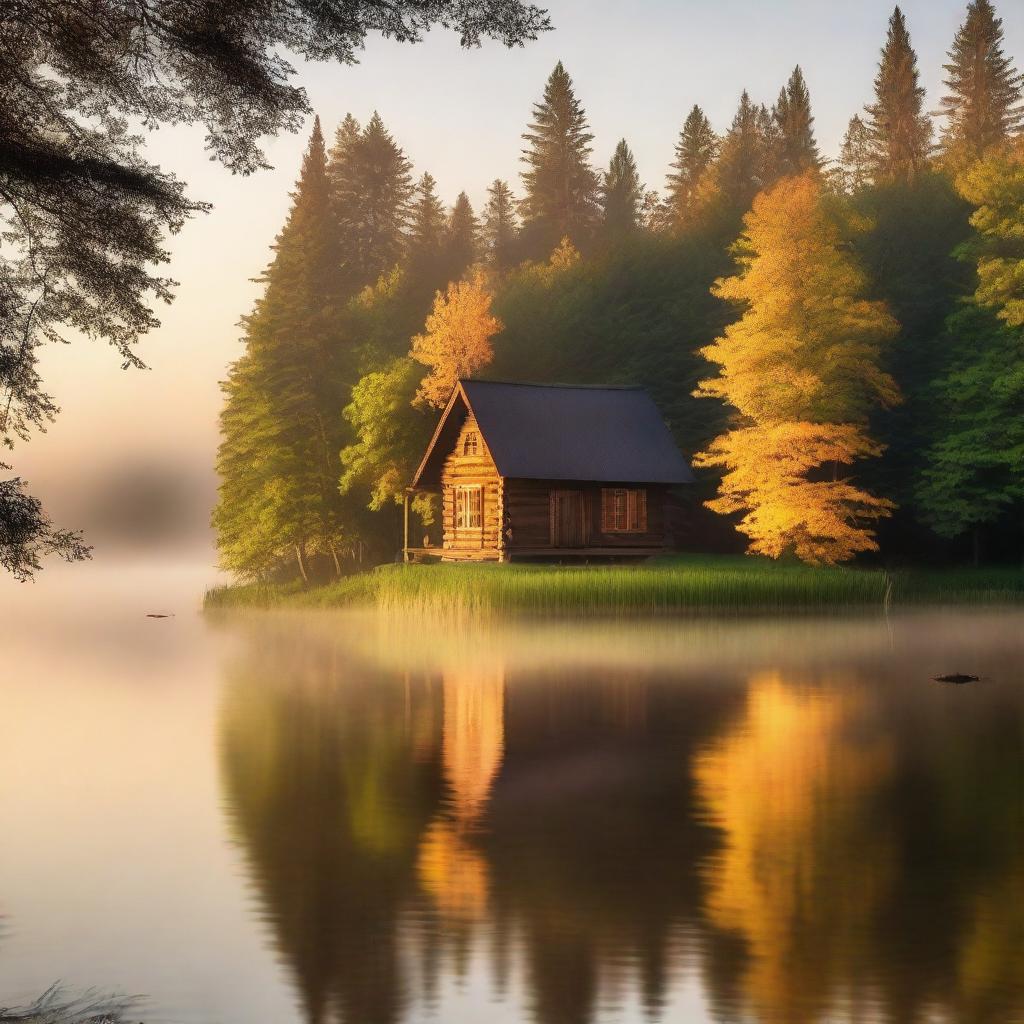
[757,102,785,185]
[520,61,600,254]
[214,119,351,581]
[600,139,644,238]
[695,173,900,564]
[864,7,933,182]
[332,111,413,287]
[482,179,519,273]
[665,105,719,229]
[775,66,821,174]
[406,172,447,285]
[839,115,875,192]
[715,91,768,216]
[940,0,1024,163]
[444,191,479,282]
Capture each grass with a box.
[0,985,138,1023]
[203,554,1024,617]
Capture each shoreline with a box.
[203,556,1024,616]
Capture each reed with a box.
[204,555,1024,616]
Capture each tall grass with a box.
[204,555,1024,617]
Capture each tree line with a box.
[214,0,1024,579]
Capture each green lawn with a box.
[203,554,1024,616]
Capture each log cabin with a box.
[405,380,694,562]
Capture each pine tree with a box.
[214,119,350,581]
[600,139,644,238]
[694,172,900,564]
[411,270,503,408]
[481,179,519,273]
[664,105,718,229]
[864,7,933,182]
[839,115,875,192]
[520,61,600,254]
[775,66,821,174]
[715,91,768,215]
[406,172,447,286]
[444,191,479,282]
[757,102,784,185]
[332,111,413,287]
[940,0,1024,163]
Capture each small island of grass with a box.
[204,555,1024,616]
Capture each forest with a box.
[213,1,1024,582]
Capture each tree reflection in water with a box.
[216,613,1024,1024]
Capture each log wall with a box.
[440,416,503,558]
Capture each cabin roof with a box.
[412,379,695,487]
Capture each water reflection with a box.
[216,612,1024,1024]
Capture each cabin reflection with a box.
[217,618,1024,1024]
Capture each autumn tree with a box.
[600,139,645,238]
[520,61,600,254]
[774,67,820,174]
[665,106,719,229]
[695,173,900,564]
[864,7,932,182]
[956,137,1024,326]
[939,0,1024,164]
[411,271,503,408]
[482,179,520,272]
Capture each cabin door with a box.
[550,489,588,548]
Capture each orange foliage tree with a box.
[695,172,900,564]
[411,270,503,408]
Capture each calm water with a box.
[2,564,1023,1024]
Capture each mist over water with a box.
[2,569,1023,1024]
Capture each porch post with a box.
[403,490,410,563]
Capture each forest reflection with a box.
[216,614,1024,1024]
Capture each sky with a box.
[10,0,1024,565]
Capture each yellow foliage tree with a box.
[411,269,503,409]
[956,137,1024,327]
[695,172,900,564]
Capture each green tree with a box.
[713,91,772,223]
[482,179,520,273]
[774,66,820,174]
[333,112,414,287]
[864,7,932,183]
[665,106,718,229]
[520,61,600,255]
[600,139,645,238]
[443,191,480,282]
[916,305,1024,552]
[341,357,434,516]
[939,0,1024,164]
[214,120,350,582]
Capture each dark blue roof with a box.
[413,380,694,486]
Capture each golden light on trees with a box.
[695,172,900,564]
[411,270,503,409]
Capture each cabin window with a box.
[601,488,647,533]
[463,431,479,456]
[455,485,483,529]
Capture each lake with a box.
[2,563,1023,1023]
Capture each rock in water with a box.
[933,673,979,684]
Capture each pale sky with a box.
[11,0,1024,562]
